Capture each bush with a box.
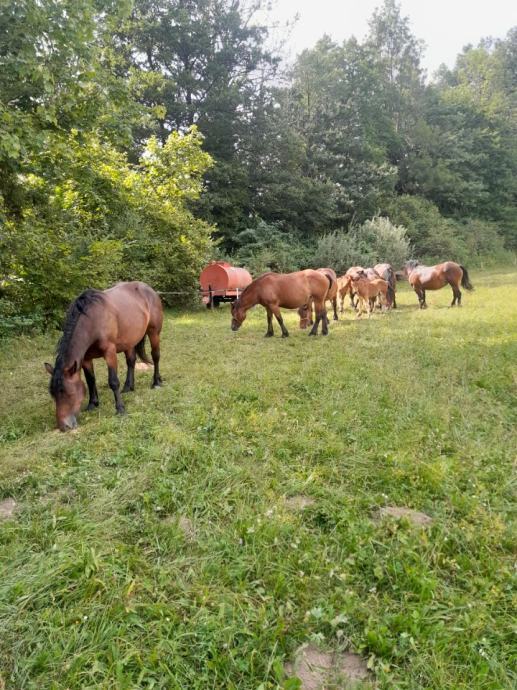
[311,231,373,275]
[352,216,411,268]
[382,195,514,265]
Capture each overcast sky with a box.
[266,0,516,77]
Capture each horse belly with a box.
[114,310,148,352]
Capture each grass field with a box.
[0,270,516,689]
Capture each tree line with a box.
[1,0,515,332]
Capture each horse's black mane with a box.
[50,289,104,397]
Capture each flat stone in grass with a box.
[0,498,17,520]
[285,495,315,510]
[284,644,369,689]
[378,506,432,527]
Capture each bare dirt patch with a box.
[0,498,17,520]
[135,362,152,371]
[284,643,369,689]
[285,495,315,510]
[377,506,432,527]
[178,515,196,540]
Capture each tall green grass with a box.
[1,270,516,689]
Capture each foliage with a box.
[1,270,516,689]
[311,231,374,276]
[0,127,214,323]
[231,220,310,276]
[352,216,411,268]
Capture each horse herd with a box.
[45,260,473,431]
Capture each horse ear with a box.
[44,362,54,376]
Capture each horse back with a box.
[317,267,337,298]
[103,282,163,341]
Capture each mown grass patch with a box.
[1,270,516,689]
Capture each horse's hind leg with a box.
[415,288,426,309]
[450,282,461,307]
[332,297,338,321]
[83,360,99,410]
[122,348,136,393]
[104,346,125,414]
[148,330,162,387]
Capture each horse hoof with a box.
[86,402,99,411]
[116,407,126,415]
[264,332,274,338]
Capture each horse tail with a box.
[325,273,334,294]
[136,335,153,364]
[386,283,395,307]
[460,265,474,291]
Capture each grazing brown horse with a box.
[373,263,396,308]
[45,282,163,431]
[352,276,389,318]
[298,267,338,328]
[405,261,473,309]
[231,269,332,337]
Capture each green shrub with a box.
[311,231,373,275]
[352,216,411,268]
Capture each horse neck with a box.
[239,284,258,310]
[62,314,97,369]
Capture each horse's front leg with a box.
[82,360,99,411]
[104,346,125,414]
[332,297,338,321]
[265,307,274,337]
[272,306,289,337]
[122,348,136,392]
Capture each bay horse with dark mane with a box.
[45,281,163,431]
[298,267,338,329]
[405,261,473,309]
[231,269,333,337]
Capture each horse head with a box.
[45,359,85,431]
[231,299,246,331]
[298,304,311,330]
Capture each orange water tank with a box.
[199,261,252,307]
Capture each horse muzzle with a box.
[231,320,241,332]
[59,414,78,432]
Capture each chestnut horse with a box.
[45,281,163,431]
[352,276,389,318]
[298,267,338,328]
[373,263,396,308]
[231,269,332,337]
[405,261,473,309]
[338,266,366,312]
